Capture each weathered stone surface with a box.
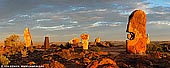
[87,58,119,68]
[126,10,147,54]
[80,34,89,50]
[99,58,117,65]
[59,49,71,59]
[43,64,50,68]
[57,49,84,60]
[27,61,35,65]
[0,41,3,47]
[69,37,80,47]
[0,47,5,55]
[44,37,50,50]
[50,60,65,68]
[86,60,98,68]
[95,37,100,43]
[24,27,33,47]
[101,42,110,47]
[84,58,91,64]
[98,52,108,55]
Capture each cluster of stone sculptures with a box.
[23,9,149,55]
[19,9,150,55]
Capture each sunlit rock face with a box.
[95,37,100,43]
[24,27,32,47]
[69,37,80,45]
[126,10,147,54]
[80,34,89,50]
[87,58,119,68]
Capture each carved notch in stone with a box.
[126,10,147,54]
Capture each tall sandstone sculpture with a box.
[80,34,89,50]
[126,10,147,54]
[24,27,33,47]
[44,36,50,50]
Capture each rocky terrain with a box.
[1,41,169,68]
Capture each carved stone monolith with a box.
[44,36,50,50]
[24,27,33,47]
[126,10,147,54]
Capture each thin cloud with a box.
[91,17,104,19]
[32,25,74,31]
[20,15,31,18]
[60,16,70,20]
[95,9,107,12]
[87,21,121,28]
[90,21,107,28]
[70,6,86,11]
[36,19,52,22]
[63,34,78,37]
[77,8,108,13]
[8,18,15,22]
[70,21,78,24]
[109,22,122,27]
[148,21,170,26]
[0,27,6,28]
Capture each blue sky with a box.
[0,0,170,42]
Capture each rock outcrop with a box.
[87,58,119,68]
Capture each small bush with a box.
[91,46,100,52]
[147,43,163,54]
[0,55,10,65]
[4,34,24,56]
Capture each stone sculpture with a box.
[80,34,89,50]
[126,10,147,54]
[95,37,100,43]
[44,36,50,50]
[69,37,80,45]
[24,27,32,47]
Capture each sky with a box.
[0,0,170,42]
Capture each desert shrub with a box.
[65,42,72,48]
[91,46,100,52]
[105,41,113,46]
[147,43,163,54]
[51,44,58,48]
[0,55,10,65]
[109,42,115,47]
[28,46,35,53]
[60,42,72,49]
[4,34,24,56]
